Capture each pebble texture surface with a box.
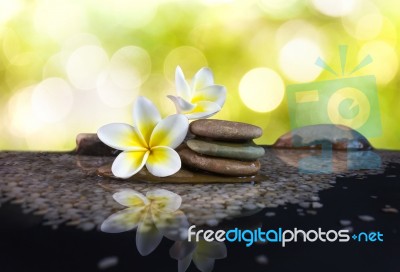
[0,149,396,230]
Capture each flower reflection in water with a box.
[170,239,227,272]
[101,188,227,271]
[101,188,189,256]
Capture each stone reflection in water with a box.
[347,151,381,170]
[170,239,227,272]
[273,149,381,174]
[101,189,189,256]
[272,124,381,174]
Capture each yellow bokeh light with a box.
[25,123,69,151]
[379,18,398,46]
[66,45,109,90]
[279,38,323,82]
[312,0,357,17]
[96,70,141,108]
[43,33,103,79]
[140,73,175,116]
[276,20,322,48]
[32,78,74,123]
[62,33,102,52]
[259,0,303,19]
[6,85,43,137]
[42,52,68,79]
[71,88,132,131]
[0,0,400,151]
[164,46,208,83]
[96,46,151,108]
[358,41,398,85]
[342,1,383,40]
[239,67,285,113]
[0,0,22,24]
[201,0,234,5]
[34,0,86,41]
[1,27,21,64]
[355,14,383,40]
[97,0,158,29]
[110,46,151,90]
[10,52,38,67]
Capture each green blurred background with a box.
[0,0,399,151]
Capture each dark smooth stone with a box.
[178,146,260,176]
[273,124,372,150]
[187,139,265,160]
[75,133,119,156]
[189,119,263,141]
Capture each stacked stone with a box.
[178,119,265,176]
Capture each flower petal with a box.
[192,67,214,91]
[170,241,197,260]
[136,209,164,256]
[193,253,215,272]
[150,114,189,149]
[113,189,149,207]
[196,240,227,259]
[153,210,189,241]
[111,151,149,179]
[146,189,182,212]
[185,101,221,120]
[97,123,147,151]
[192,85,226,108]
[167,95,196,113]
[178,254,193,272]
[133,96,162,145]
[175,66,192,100]
[100,206,145,233]
[146,146,181,177]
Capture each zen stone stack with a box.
[178,119,265,176]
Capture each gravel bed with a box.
[0,149,397,229]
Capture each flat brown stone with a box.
[186,139,265,160]
[178,146,260,176]
[189,119,263,141]
[97,164,266,183]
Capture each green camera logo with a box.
[286,45,382,174]
[286,45,382,137]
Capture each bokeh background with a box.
[0,0,399,151]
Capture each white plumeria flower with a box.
[97,96,188,178]
[167,66,227,119]
[101,189,189,256]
